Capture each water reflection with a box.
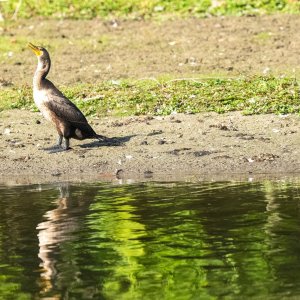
[37,184,73,294]
[0,181,300,299]
[35,183,99,299]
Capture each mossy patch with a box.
[1,76,299,116]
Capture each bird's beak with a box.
[28,42,42,56]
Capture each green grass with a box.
[0,0,300,20]
[1,76,299,117]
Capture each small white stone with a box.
[154,5,164,12]
[3,128,10,135]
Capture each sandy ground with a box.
[1,15,300,183]
[1,109,300,184]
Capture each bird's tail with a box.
[95,134,108,141]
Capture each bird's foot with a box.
[43,144,62,151]
[48,147,72,154]
[43,144,72,153]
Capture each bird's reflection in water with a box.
[36,183,89,298]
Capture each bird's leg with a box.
[63,137,71,150]
[57,135,63,146]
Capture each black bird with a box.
[28,42,106,152]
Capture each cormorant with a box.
[28,42,105,153]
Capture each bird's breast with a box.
[33,89,54,123]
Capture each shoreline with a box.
[1,172,300,186]
[1,110,300,184]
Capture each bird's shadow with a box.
[79,135,136,149]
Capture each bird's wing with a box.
[45,88,95,133]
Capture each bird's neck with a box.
[33,60,51,89]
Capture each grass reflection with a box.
[0,181,300,299]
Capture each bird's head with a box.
[28,42,50,63]
[28,42,51,75]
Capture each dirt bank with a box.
[1,14,300,86]
[0,110,300,184]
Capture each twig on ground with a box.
[12,0,22,20]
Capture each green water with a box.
[0,181,300,299]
